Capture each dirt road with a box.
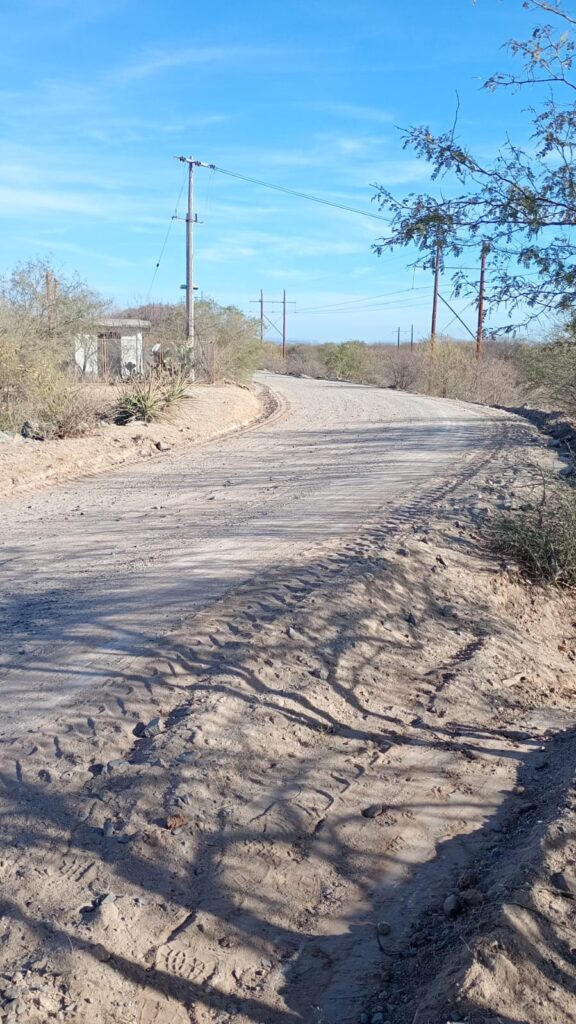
[0,373,504,736]
[0,375,575,1024]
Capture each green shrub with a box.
[491,478,576,586]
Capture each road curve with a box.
[0,373,507,734]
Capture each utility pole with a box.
[410,324,414,350]
[476,241,489,361]
[249,290,265,342]
[176,156,210,377]
[186,159,194,354]
[429,240,441,394]
[397,326,401,349]
[430,240,441,356]
[252,293,295,352]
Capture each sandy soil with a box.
[0,377,574,1024]
[0,382,264,499]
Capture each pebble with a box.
[155,440,171,451]
[165,813,187,831]
[135,717,164,739]
[311,666,329,680]
[361,804,386,819]
[443,894,461,919]
[3,984,22,1001]
[406,612,417,626]
[396,547,409,557]
[105,759,130,773]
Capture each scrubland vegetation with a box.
[262,330,576,416]
[0,261,262,437]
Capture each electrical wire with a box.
[145,165,188,302]
[295,301,432,315]
[294,286,430,315]
[207,163,391,223]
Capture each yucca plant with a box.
[114,372,191,425]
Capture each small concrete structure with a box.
[75,318,151,378]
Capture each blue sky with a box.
[0,0,544,342]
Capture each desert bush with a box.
[323,341,370,382]
[385,347,426,390]
[491,477,576,587]
[114,372,190,425]
[0,258,107,433]
[285,345,331,378]
[124,298,261,383]
[35,378,107,438]
[516,334,576,415]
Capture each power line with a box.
[294,301,432,315]
[294,286,430,314]
[145,164,188,302]
[204,162,391,223]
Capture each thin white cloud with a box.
[111,45,286,83]
[82,113,229,145]
[313,102,394,124]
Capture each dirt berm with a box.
[0,382,264,500]
[0,417,574,1023]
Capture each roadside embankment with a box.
[0,381,266,500]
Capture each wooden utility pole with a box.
[430,241,441,356]
[429,241,441,393]
[410,324,414,350]
[397,327,401,349]
[252,293,294,352]
[476,241,489,360]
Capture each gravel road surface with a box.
[0,373,506,735]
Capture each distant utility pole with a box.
[410,324,414,350]
[397,326,401,349]
[476,241,489,361]
[249,290,265,343]
[251,291,295,355]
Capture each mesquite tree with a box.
[372,1,576,329]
